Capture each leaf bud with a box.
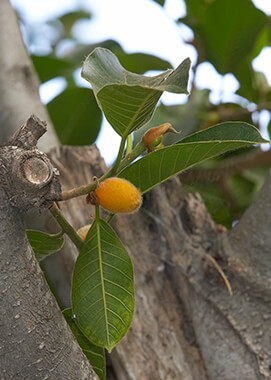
[142,123,178,152]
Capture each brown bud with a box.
[142,123,178,152]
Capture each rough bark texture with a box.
[0,119,98,380]
[0,189,98,380]
[0,0,59,151]
[49,145,271,380]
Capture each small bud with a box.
[142,123,178,152]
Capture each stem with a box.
[61,180,98,201]
[117,140,146,173]
[106,213,115,223]
[50,202,84,250]
[126,134,133,155]
[95,205,100,221]
[106,135,127,177]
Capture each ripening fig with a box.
[91,177,142,213]
[77,224,92,241]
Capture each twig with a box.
[206,254,233,296]
[60,140,147,201]
[50,202,84,250]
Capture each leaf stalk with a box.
[50,202,84,250]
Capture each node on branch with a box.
[0,114,61,211]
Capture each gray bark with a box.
[0,0,71,309]
[0,118,98,380]
[0,0,59,151]
[229,170,271,284]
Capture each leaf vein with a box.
[104,278,133,296]
[105,291,132,313]
[103,262,132,280]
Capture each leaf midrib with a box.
[120,139,261,194]
[96,219,110,349]
[98,85,162,136]
[124,88,160,136]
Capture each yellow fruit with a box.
[77,224,92,241]
[94,177,142,213]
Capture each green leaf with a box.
[181,0,270,103]
[63,309,106,380]
[72,219,134,352]
[47,86,102,145]
[81,47,191,137]
[27,230,64,262]
[182,0,268,75]
[67,40,171,74]
[119,122,269,194]
[178,122,267,144]
[31,55,75,83]
[59,10,91,38]
[117,52,171,75]
[151,0,165,5]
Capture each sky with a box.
[10,0,271,164]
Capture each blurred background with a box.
[10,0,271,227]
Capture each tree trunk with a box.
[0,0,59,151]
[50,145,271,380]
[0,118,98,380]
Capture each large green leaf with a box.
[182,0,268,75]
[31,55,75,83]
[81,47,191,137]
[181,0,269,103]
[67,39,171,74]
[177,122,266,144]
[27,230,64,262]
[118,52,171,75]
[63,309,106,380]
[47,86,102,145]
[72,219,134,352]
[119,122,269,194]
